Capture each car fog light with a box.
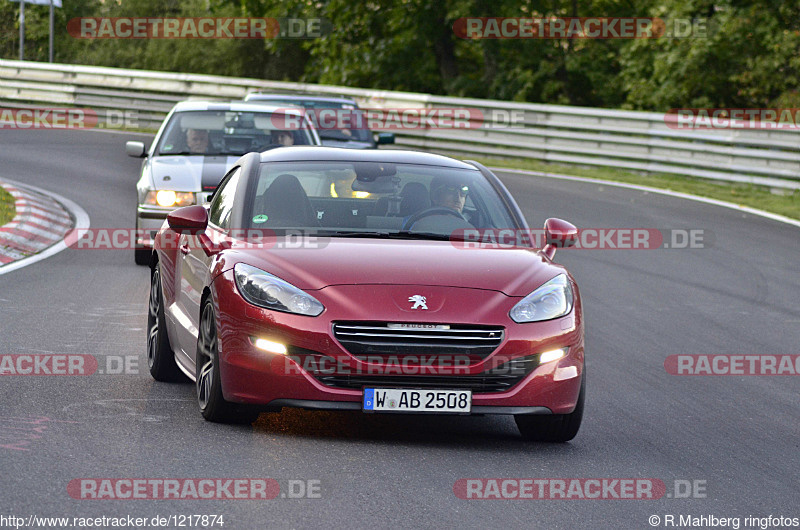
[251,337,288,355]
[539,348,567,364]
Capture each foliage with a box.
[1,0,796,110]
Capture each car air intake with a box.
[313,355,540,394]
[332,322,504,361]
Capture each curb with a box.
[0,181,73,264]
[0,179,88,275]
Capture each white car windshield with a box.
[156,110,315,156]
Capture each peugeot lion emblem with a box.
[408,295,428,310]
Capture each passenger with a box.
[271,130,295,146]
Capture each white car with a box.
[127,101,321,265]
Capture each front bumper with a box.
[212,270,584,415]
[136,208,169,248]
[263,399,553,415]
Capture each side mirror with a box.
[542,218,577,259]
[167,205,208,235]
[126,141,147,158]
[376,132,395,145]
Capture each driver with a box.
[430,176,469,214]
[401,176,472,231]
[186,128,210,153]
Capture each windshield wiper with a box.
[316,230,394,238]
[316,230,458,242]
[395,231,456,241]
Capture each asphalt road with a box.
[1,128,798,529]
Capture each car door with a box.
[173,166,242,369]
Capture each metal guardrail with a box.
[1,59,798,189]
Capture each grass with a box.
[0,185,15,226]
[474,157,800,221]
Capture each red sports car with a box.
[147,147,584,442]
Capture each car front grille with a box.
[332,321,505,361]
[290,324,537,394]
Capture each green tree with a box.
[1,0,795,111]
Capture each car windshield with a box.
[243,161,519,240]
[251,98,373,143]
[156,110,315,156]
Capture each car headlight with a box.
[234,263,324,317]
[144,190,196,207]
[509,274,573,323]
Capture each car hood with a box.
[148,155,240,191]
[219,238,565,297]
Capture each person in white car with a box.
[186,129,210,153]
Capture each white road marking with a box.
[491,167,800,230]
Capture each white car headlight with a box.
[234,263,324,317]
[144,190,195,207]
[509,274,573,323]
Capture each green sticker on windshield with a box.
[252,214,269,224]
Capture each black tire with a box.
[147,263,183,381]
[135,248,151,266]
[196,299,260,424]
[515,373,585,443]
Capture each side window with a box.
[208,167,242,230]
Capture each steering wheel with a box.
[402,207,467,231]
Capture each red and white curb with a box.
[0,178,90,276]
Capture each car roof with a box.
[170,100,304,114]
[257,146,478,170]
[246,94,358,105]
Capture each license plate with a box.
[363,388,471,413]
